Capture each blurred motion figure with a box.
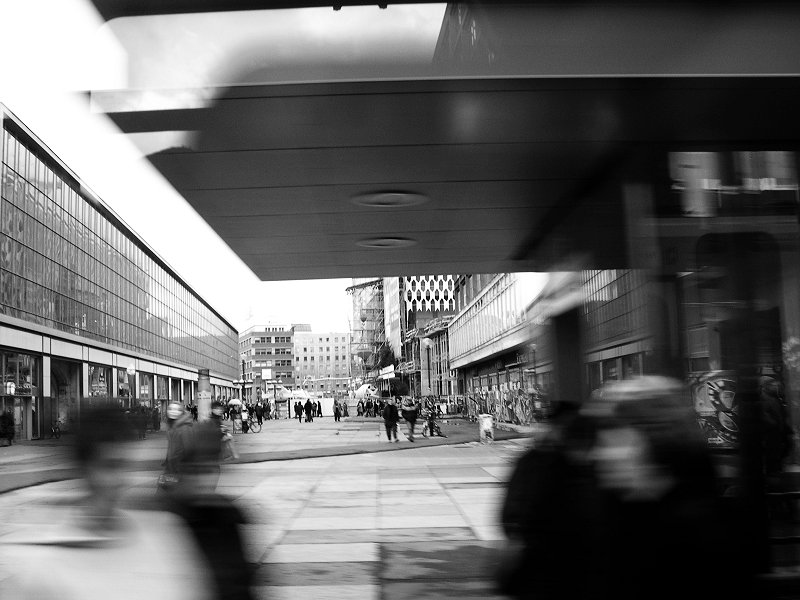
[499,376,752,600]
[1,406,214,600]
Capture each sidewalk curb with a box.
[0,427,528,495]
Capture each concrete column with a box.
[81,363,89,399]
[552,308,583,406]
[197,369,211,420]
[42,356,51,398]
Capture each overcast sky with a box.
[0,1,446,332]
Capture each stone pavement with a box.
[0,416,538,494]
[0,427,534,600]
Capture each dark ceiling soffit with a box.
[510,144,635,263]
[91,0,426,20]
[105,108,211,134]
[90,0,775,21]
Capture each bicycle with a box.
[49,419,62,439]
[246,417,261,433]
[421,414,446,438]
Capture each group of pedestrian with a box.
[294,399,323,422]
[333,400,348,421]
[356,398,387,417]
[381,397,420,442]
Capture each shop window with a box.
[602,359,618,383]
[88,364,110,397]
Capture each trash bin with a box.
[478,413,494,443]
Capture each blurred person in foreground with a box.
[1,406,214,600]
[159,399,255,600]
[162,400,194,485]
[498,376,752,600]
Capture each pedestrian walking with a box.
[383,398,400,442]
[334,402,342,422]
[254,402,264,426]
[163,400,255,600]
[136,406,148,440]
[163,402,194,486]
[220,411,238,461]
[295,401,303,422]
[304,399,314,422]
[400,397,418,441]
[316,400,323,418]
[3,406,217,600]
[357,400,364,416]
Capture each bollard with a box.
[479,414,494,444]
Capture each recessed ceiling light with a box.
[351,192,429,208]
[357,237,417,249]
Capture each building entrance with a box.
[50,359,81,433]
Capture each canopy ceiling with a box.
[88,1,800,280]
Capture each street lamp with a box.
[239,360,247,401]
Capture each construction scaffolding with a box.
[347,278,386,379]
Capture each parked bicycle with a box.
[234,416,261,434]
[421,411,446,438]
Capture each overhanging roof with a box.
[87,1,800,281]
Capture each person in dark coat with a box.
[162,400,256,600]
[254,402,264,426]
[333,402,342,422]
[304,399,314,423]
[383,398,400,442]
[135,406,149,440]
[316,400,323,418]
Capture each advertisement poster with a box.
[690,370,738,449]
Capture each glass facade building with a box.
[0,106,238,439]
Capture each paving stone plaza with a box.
[0,418,533,599]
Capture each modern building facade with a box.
[448,272,544,422]
[0,105,239,439]
[238,323,296,401]
[293,330,351,397]
[394,275,458,397]
[583,269,650,390]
